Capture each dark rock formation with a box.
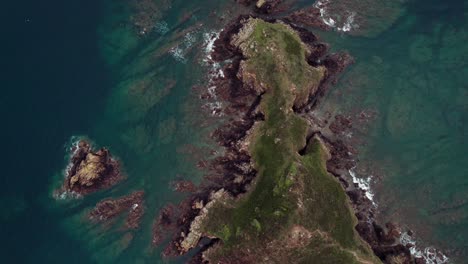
[284,7,331,31]
[89,191,145,230]
[152,204,178,246]
[235,0,288,15]
[171,180,197,193]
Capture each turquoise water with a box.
[316,0,468,261]
[1,0,467,263]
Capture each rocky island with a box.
[154,16,424,264]
[55,139,124,197]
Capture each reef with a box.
[171,180,197,193]
[56,139,123,196]
[89,191,145,230]
[284,7,332,31]
[129,0,173,35]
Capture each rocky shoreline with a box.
[153,15,427,263]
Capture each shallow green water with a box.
[1,0,467,263]
[316,0,468,262]
[50,1,237,263]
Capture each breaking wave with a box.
[349,168,376,206]
[314,0,358,32]
[400,232,449,264]
[201,30,224,116]
[170,31,199,63]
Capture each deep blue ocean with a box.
[0,0,466,263]
[0,0,110,262]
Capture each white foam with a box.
[54,190,82,200]
[324,17,336,27]
[315,0,329,16]
[349,169,376,206]
[338,12,356,32]
[314,0,358,33]
[132,203,139,210]
[184,32,196,49]
[169,31,200,63]
[169,46,187,63]
[62,136,83,179]
[400,232,449,264]
[203,32,218,59]
[67,136,82,156]
[314,0,334,27]
[201,30,224,117]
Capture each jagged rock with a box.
[89,191,145,230]
[178,189,228,253]
[56,139,123,196]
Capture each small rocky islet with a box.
[56,139,123,196]
[62,140,123,195]
[55,139,146,234]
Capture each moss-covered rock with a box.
[178,18,380,263]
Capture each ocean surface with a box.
[0,0,466,263]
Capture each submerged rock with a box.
[89,191,145,230]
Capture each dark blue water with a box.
[0,0,110,262]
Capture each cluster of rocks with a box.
[89,191,145,230]
[284,7,332,31]
[171,180,197,193]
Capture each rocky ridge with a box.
[155,15,426,264]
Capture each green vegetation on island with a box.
[182,18,381,263]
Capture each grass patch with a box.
[199,19,379,263]
[299,138,379,261]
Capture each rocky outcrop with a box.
[284,7,332,31]
[89,191,145,230]
[235,0,287,14]
[171,180,197,193]
[177,189,228,253]
[57,139,123,196]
